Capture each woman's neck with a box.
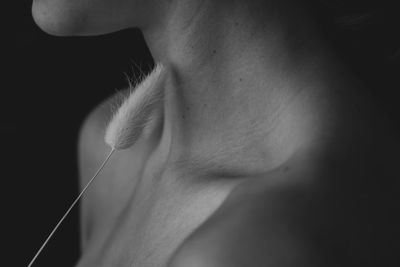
[141,0,361,176]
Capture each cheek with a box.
[32,0,151,36]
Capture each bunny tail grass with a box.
[105,63,166,150]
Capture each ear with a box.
[31,0,158,36]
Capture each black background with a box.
[8,1,400,267]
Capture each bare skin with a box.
[33,0,400,266]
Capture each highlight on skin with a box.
[105,63,166,150]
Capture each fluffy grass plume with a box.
[105,63,166,150]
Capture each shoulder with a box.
[78,89,159,248]
[78,92,123,168]
[78,89,134,185]
[168,150,400,267]
[78,90,144,247]
[168,172,322,267]
[77,93,121,247]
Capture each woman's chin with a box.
[31,0,151,36]
[32,0,87,36]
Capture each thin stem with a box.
[27,148,116,267]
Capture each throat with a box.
[142,0,342,177]
[155,65,322,178]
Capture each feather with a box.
[105,63,166,150]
